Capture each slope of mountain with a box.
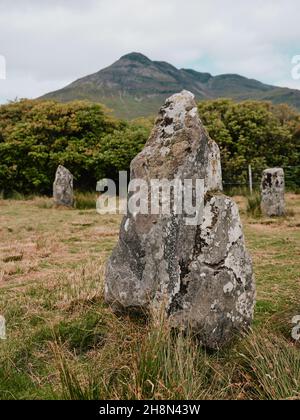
[40,52,300,119]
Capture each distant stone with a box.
[105,90,255,349]
[261,168,285,216]
[53,165,74,207]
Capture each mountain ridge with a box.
[40,52,300,119]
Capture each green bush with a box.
[198,100,300,188]
[0,99,150,195]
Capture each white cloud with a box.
[0,0,299,102]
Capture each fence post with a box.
[248,164,253,195]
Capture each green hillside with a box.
[41,52,300,119]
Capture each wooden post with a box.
[248,164,253,195]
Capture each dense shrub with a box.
[198,99,300,188]
[0,99,150,195]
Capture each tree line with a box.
[0,98,299,196]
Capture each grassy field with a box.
[0,194,299,400]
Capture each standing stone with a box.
[261,168,285,217]
[105,90,255,349]
[53,165,74,207]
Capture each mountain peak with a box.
[119,52,152,64]
[40,52,300,119]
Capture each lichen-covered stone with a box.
[261,168,285,217]
[53,165,74,207]
[105,90,255,349]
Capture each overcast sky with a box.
[0,0,300,103]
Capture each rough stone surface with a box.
[105,90,255,349]
[53,165,74,207]
[261,168,285,217]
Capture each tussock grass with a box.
[4,191,102,212]
[50,340,105,400]
[49,314,240,400]
[224,186,250,197]
[34,192,96,210]
[50,313,300,400]
[74,192,97,210]
[246,192,262,218]
[130,318,207,399]
[238,331,300,400]
[34,196,54,209]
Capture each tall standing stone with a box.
[53,165,74,207]
[261,168,285,217]
[105,90,255,349]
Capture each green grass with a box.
[246,192,262,218]
[74,192,97,210]
[238,332,300,400]
[0,193,299,400]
